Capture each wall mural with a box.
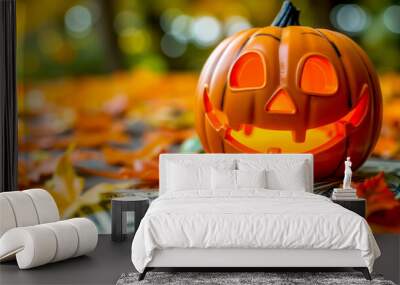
[17,0,400,234]
[195,1,382,181]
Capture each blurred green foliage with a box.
[17,0,400,80]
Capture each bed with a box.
[131,154,380,280]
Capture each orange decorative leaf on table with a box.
[355,172,400,233]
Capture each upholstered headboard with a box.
[159,154,314,194]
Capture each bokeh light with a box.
[330,4,369,34]
[118,28,151,55]
[224,16,252,36]
[383,5,400,34]
[160,34,187,58]
[170,14,192,43]
[114,10,143,34]
[160,8,182,33]
[190,16,222,48]
[17,0,400,76]
[64,5,93,37]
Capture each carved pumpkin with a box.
[195,1,382,181]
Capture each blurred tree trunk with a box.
[312,0,337,28]
[97,0,124,71]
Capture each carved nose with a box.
[264,89,296,114]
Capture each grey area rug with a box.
[116,272,396,285]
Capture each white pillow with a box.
[167,163,211,191]
[238,159,309,192]
[166,159,236,192]
[267,163,307,191]
[211,168,236,190]
[236,169,267,189]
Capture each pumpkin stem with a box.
[271,1,300,27]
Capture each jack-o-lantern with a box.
[195,1,382,181]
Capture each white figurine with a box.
[343,157,352,190]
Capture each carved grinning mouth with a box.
[203,85,369,153]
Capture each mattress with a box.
[131,190,380,273]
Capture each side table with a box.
[331,197,366,218]
[111,196,150,242]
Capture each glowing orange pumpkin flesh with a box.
[203,85,369,154]
[300,56,338,95]
[229,52,266,90]
[265,89,296,114]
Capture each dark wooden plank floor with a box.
[1,234,398,285]
[374,234,400,284]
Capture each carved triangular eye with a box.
[229,51,266,90]
[300,55,338,95]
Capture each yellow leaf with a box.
[62,182,135,219]
[45,144,84,215]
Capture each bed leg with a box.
[138,268,148,281]
[354,267,371,280]
[362,268,372,280]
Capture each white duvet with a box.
[131,190,380,273]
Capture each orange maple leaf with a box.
[355,172,400,233]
